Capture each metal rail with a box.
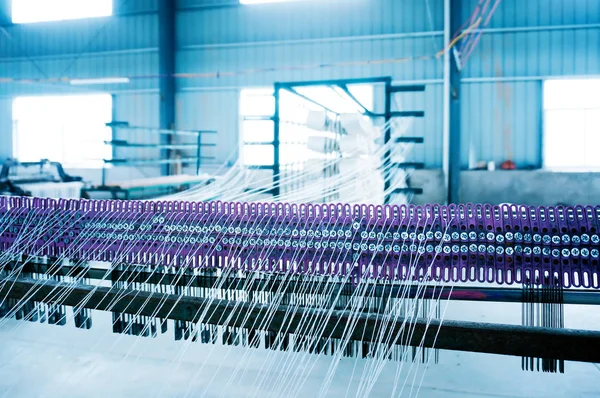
[2,277,599,363]
[9,262,600,306]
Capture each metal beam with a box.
[443,0,462,204]
[10,262,600,306]
[3,277,600,363]
[158,0,176,176]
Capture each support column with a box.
[443,0,462,204]
[158,0,176,176]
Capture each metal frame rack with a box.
[83,122,217,199]
[268,77,426,203]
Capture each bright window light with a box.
[543,79,600,170]
[12,0,113,24]
[239,86,373,167]
[543,79,600,171]
[13,94,112,168]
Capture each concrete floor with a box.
[0,304,598,398]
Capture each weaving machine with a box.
[0,195,599,396]
[0,159,84,198]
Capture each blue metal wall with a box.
[0,0,159,160]
[0,0,598,168]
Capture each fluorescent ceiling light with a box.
[70,77,130,86]
[240,0,303,4]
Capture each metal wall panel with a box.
[0,2,160,165]
[461,0,600,28]
[176,90,238,165]
[0,0,598,169]
[458,0,600,167]
[462,81,541,168]
[177,0,444,46]
[175,0,446,166]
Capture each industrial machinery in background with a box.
[0,159,84,198]
[82,122,218,200]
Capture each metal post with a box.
[443,0,462,204]
[158,0,176,176]
[196,132,202,175]
[273,84,281,197]
[383,79,393,204]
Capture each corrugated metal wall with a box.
[0,0,598,169]
[461,0,600,168]
[0,0,160,165]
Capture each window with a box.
[12,0,112,24]
[13,94,112,168]
[543,79,600,170]
[240,89,275,166]
[239,85,373,167]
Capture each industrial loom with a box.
[0,159,84,198]
[0,196,599,393]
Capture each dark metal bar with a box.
[445,0,462,204]
[395,137,424,143]
[158,0,176,176]
[389,111,426,118]
[3,277,600,363]
[277,77,392,88]
[389,85,426,93]
[10,262,600,306]
[370,111,425,118]
[393,162,426,169]
[283,87,339,115]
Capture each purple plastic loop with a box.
[463,204,477,281]
[537,206,554,286]
[581,206,596,278]
[472,204,486,283]
[592,206,600,269]
[8,196,20,208]
[545,207,562,286]
[32,197,43,208]
[515,205,531,285]
[504,205,519,285]
[489,206,504,285]
[359,203,368,223]
[562,206,581,287]
[2,197,600,289]
[586,207,600,286]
